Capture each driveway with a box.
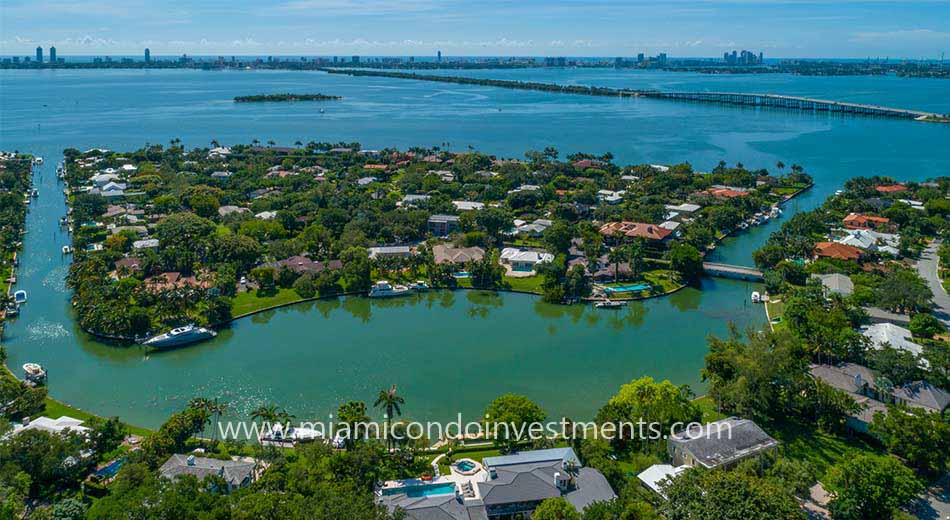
[917,241,950,325]
[907,474,950,520]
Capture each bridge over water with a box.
[642,91,939,120]
[702,262,765,282]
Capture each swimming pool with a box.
[381,482,457,498]
[95,457,125,478]
[452,271,471,278]
[456,460,476,471]
[603,283,651,294]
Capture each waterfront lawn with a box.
[765,298,786,331]
[765,417,882,480]
[600,270,682,300]
[693,395,726,423]
[503,275,544,294]
[41,398,152,438]
[231,287,304,317]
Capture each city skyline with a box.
[1,0,949,59]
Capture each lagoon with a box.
[1,68,947,427]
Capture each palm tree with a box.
[607,247,625,282]
[251,404,279,425]
[626,239,645,280]
[776,161,785,173]
[374,385,405,450]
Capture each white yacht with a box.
[368,281,411,298]
[33,156,43,165]
[142,324,217,350]
[410,280,430,291]
[594,299,626,309]
[23,363,47,385]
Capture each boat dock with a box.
[702,262,764,282]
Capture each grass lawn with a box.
[600,270,682,300]
[438,445,505,474]
[764,418,882,480]
[503,275,544,293]
[765,298,786,331]
[693,395,726,423]
[231,287,304,317]
[41,398,152,437]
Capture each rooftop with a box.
[670,417,778,469]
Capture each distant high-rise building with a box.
[658,53,667,65]
[145,48,151,62]
[49,46,56,63]
[352,55,360,63]
[437,50,442,62]
[637,53,645,63]
[36,46,43,63]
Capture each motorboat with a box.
[410,280,429,291]
[62,245,72,254]
[142,324,217,350]
[751,291,762,303]
[594,299,626,309]
[23,363,47,385]
[368,281,411,298]
[33,157,43,165]
[13,290,27,304]
[31,188,38,198]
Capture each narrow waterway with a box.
[1,68,947,427]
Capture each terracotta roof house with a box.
[875,184,907,193]
[573,159,605,169]
[599,222,672,241]
[147,272,213,292]
[698,187,749,199]
[814,242,863,261]
[114,257,143,276]
[843,212,891,230]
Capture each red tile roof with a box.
[599,221,672,241]
[814,242,863,261]
[699,188,749,198]
[875,185,907,193]
[843,212,890,229]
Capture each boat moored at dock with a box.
[142,324,217,350]
[368,281,412,298]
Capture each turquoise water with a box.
[0,68,947,428]
[382,482,457,497]
[604,284,651,294]
[456,460,476,471]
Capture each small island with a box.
[233,93,341,103]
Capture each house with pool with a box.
[377,447,615,520]
[499,248,554,275]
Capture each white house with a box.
[453,200,485,211]
[862,323,926,361]
[500,248,553,272]
[11,416,90,437]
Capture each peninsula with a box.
[60,142,808,339]
[233,93,341,103]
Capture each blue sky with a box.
[2,0,949,58]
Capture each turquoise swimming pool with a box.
[381,482,456,498]
[604,283,651,294]
[456,460,476,471]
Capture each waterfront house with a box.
[500,247,554,272]
[697,187,749,199]
[377,447,615,520]
[664,203,701,217]
[210,171,232,179]
[811,273,854,297]
[573,159,605,169]
[432,244,485,265]
[668,417,778,469]
[368,246,414,260]
[599,221,672,243]
[89,173,120,187]
[843,213,891,231]
[814,242,863,262]
[428,214,461,236]
[159,454,259,492]
[10,415,90,437]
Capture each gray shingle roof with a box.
[159,454,255,487]
[670,418,778,469]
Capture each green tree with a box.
[484,394,547,453]
[870,405,950,476]
[669,243,703,286]
[661,468,804,520]
[373,385,405,450]
[533,497,580,520]
[597,376,700,453]
[824,454,923,520]
[908,312,944,338]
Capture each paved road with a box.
[907,474,950,520]
[917,241,950,325]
